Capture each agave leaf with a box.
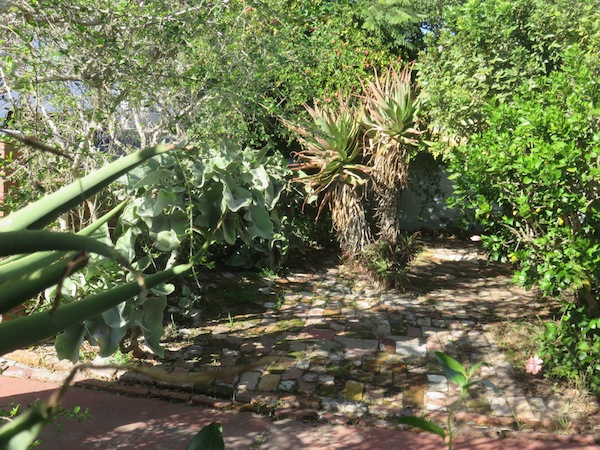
[0,256,89,315]
[0,201,127,284]
[0,263,191,356]
[0,143,181,231]
[0,230,126,262]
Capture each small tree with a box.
[362,63,421,244]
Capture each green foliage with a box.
[398,352,496,450]
[0,142,204,446]
[288,63,423,258]
[359,233,422,288]
[38,142,296,359]
[539,303,600,394]
[446,42,600,391]
[287,96,373,255]
[418,0,599,145]
[361,0,425,56]
[115,142,296,270]
[0,145,198,360]
[420,0,600,394]
[187,422,225,450]
[448,47,599,298]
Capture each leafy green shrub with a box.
[539,303,600,394]
[115,142,297,270]
[27,142,297,359]
[0,142,209,447]
[418,0,599,144]
[359,233,422,289]
[448,46,600,392]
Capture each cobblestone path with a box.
[2,241,597,435]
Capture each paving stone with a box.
[506,396,535,420]
[367,404,409,418]
[281,367,303,381]
[424,391,446,411]
[321,397,368,416]
[258,374,281,391]
[427,374,448,392]
[528,396,547,417]
[2,365,32,379]
[416,317,432,327]
[295,359,310,370]
[317,374,335,386]
[489,397,513,416]
[395,337,427,358]
[376,321,391,335]
[302,372,318,383]
[278,380,297,392]
[237,371,261,392]
[343,380,364,401]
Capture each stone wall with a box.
[398,154,462,231]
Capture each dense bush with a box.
[448,47,600,391]
[419,0,600,392]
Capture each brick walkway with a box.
[2,241,599,443]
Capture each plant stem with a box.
[446,389,466,450]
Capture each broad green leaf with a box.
[435,352,467,386]
[186,422,225,450]
[93,320,128,357]
[140,296,168,357]
[155,229,181,251]
[154,189,179,215]
[222,185,252,212]
[245,205,274,239]
[55,324,86,363]
[396,416,446,439]
[115,227,141,262]
[221,214,239,245]
[151,283,175,296]
[101,303,128,329]
[132,168,175,190]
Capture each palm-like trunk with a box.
[370,141,410,245]
[331,183,373,256]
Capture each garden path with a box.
[2,240,599,441]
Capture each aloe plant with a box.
[286,96,373,256]
[361,63,421,245]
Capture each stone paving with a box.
[2,241,598,437]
